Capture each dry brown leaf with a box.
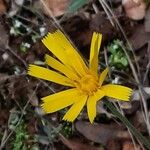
[0,0,6,15]
[144,6,150,32]
[122,0,146,20]
[0,23,8,49]
[106,139,121,150]
[122,141,141,150]
[0,73,9,83]
[129,24,150,50]
[7,77,28,100]
[75,121,130,145]
[90,14,115,41]
[0,109,9,126]
[132,111,145,130]
[60,134,98,150]
[27,118,37,134]
[41,0,70,17]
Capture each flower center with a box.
[75,74,99,95]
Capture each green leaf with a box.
[68,0,88,13]
[121,57,128,67]
[108,39,129,69]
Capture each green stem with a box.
[105,100,150,149]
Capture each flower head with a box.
[28,30,132,123]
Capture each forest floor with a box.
[0,0,150,150]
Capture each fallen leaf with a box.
[7,77,28,100]
[106,139,121,150]
[60,134,98,150]
[0,73,9,83]
[75,121,130,145]
[132,111,146,132]
[41,0,70,17]
[144,6,150,32]
[129,25,150,50]
[90,14,115,41]
[0,109,9,126]
[0,23,8,49]
[27,118,37,134]
[122,141,141,150]
[122,0,146,20]
[0,0,6,15]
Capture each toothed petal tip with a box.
[27,64,34,74]
[62,115,74,122]
[42,34,50,42]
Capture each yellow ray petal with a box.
[42,30,88,76]
[51,30,88,76]
[87,98,96,124]
[89,32,102,76]
[63,95,87,122]
[101,84,132,101]
[45,54,79,80]
[42,33,68,66]
[41,88,79,113]
[99,67,109,87]
[87,89,105,123]
[28,64,74,87]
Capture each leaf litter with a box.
[0,0,150,149]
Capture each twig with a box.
[99,0,115,27]
[6,45,27,68]
[92,3,100,14]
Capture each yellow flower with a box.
[28,30,132,123]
